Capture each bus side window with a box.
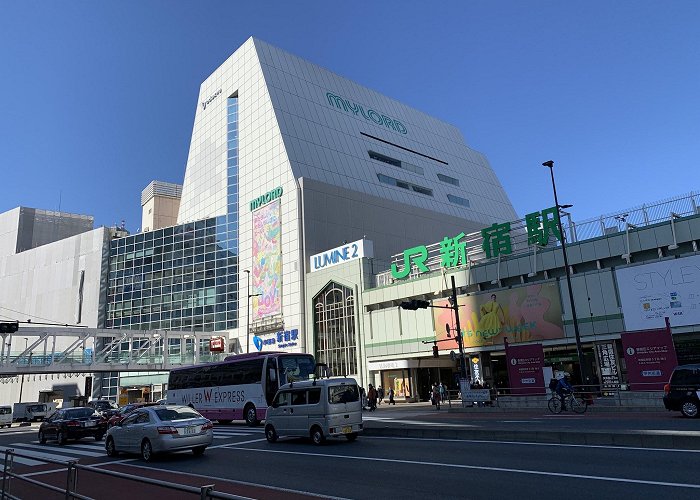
[265,358,278,406]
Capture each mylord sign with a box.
[326,92,408,134]
[310,239,373,272]
[249,187,283,211]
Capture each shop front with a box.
[367,358,455,403]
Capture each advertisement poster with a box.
[252,199,282,319]
[505,342,546,395]
[595,342,621,391]
[616,255,700,330]
[621,326,678,390]
[433,283,564,349]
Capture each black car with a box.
[663,364,700,418]
[38,407,109,445]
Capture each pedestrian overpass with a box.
[0,326,230,375]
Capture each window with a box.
[155,407,201,421]
[328,384,359,404]
[291,390,307,406]
[136,412,150,424]
[314,282,357,377]
[447,194,470,207]
[376,174,433,197]
[437,173,460,186]
[369,151,424,175]
[273,391,290,407]
[308,388,321,405]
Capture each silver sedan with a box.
[105,405,213,461]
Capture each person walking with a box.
[388,387,395,405]
[367,384,378,412]
[439,382,446,402]
[431,383,441,411]
[377,385,384,406]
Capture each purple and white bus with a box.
[166,352,315,426]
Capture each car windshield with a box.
[155,407,202,422]
[328,384,359,404]
[64,408,95,419]
[671,368,700,384]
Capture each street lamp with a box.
[243,270,262,354]
[542,160,586,383]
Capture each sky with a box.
[1,1,699,232]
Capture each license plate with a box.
[184,426,196,435]
[84,421,96,427]
[342,426,352,434]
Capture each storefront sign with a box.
[621,324,678,390]
[616,255,700,330]
[326,92,408,134]
[367,359,415,371]
[595,342,621,390]
[249,186,283,211]
[433,283,564,348]
[253,329,299,351]
[209,337,226,352]
[469,355,483,383]
[200,88,222,110]
[505,342,546,395]
[310,239,373,272]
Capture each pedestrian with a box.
[367,384,378,411]
[377,385,384,406]
[388,387,395,405]
[431,383,441,410]
[439,382,446,402]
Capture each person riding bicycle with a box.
[555,373,574,410]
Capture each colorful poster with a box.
[505,342,546,395]
[621,326,678,391]
[433,283,564,349]
[615,255,700,330]
[252,199,282,319]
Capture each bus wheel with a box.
[244,404,258,426]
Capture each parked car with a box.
[107,403,158,427]
[265,377,363,445]
[88,400,118,414]
[13,402,57,422]
[38,407,108,445]
[664,364,700,418]
[0,406,13,428]
[105,405,213,462]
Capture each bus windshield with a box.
[279,355,315,385]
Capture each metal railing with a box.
[0,448,249,500]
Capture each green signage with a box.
[391,206,562,280]
[326,92,407,134]
[250,186,283,211]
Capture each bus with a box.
[166,352,316,426]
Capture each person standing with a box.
[388,387,395,405]
[439,382,446,402]
[377,385,384,406]
[431,383,441,410]
[367,384,378,412]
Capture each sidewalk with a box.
[362,402,700,450]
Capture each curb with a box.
[362,425,700,450]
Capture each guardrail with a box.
[0,448,249,500]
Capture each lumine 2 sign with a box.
[326,92,407,134]
[249,187,283,211]
[391,206,563,279]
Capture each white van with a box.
[0,406,12,428]
[264,377,363,445]
[13,402,57,422]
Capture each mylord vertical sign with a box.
[310,239,374,272]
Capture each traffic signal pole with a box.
[451,275,469,381]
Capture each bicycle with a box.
[548,392,587,414]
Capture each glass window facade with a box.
[106,96,240,334]
[314,282,357,377]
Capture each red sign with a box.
[209,337,225,352]
[505,342,545,395]
[621,321,678,391]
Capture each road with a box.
[0,416,698,499]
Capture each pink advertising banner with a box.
[505,342,546,395]
[621,324,678,391]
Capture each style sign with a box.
[621,326,678,390]
[616,255,700,330]
[505,342,546,395]
[309,239,373,272]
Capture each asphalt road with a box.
[1,421,699,499]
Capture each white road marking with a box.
[11,442,104,457]
[212,438,267,448]
[0,446,45,466]
[365,435,700,453]
[224,447,700,489]
[361,417,476,428]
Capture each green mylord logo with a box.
[250,187,283,211]
[326,92,407,134]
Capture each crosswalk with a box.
[0,426,263,468]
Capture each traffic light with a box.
[432,344,439,358]
[0,322,19,334]
[399,299,430,310]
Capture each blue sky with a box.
[1,1,698,230]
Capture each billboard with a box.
[621,325,678,390]
[433,282,564,349]
[616,255,700,330]
[505,342,546,395]
[252,199,282,319]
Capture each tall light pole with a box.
[243,270,261,354]
[18,337,27,403]
[542,160,586,383]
